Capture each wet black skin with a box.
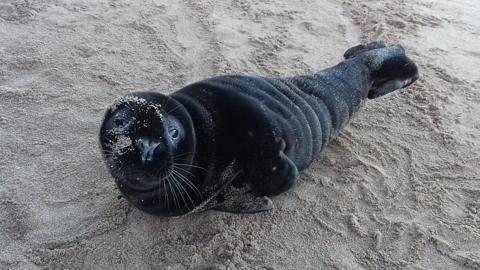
[99,42,419,216]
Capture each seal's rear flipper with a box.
[365,46,419,98]
[344,42,419,99]
[343,41,386,59]
[213,194,273,214]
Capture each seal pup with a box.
[99,41,419,216]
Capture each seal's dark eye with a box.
[169,129,179,139]
[114,118,130,128]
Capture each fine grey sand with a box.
[1,0,479,269]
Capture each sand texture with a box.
[1,0,479,269]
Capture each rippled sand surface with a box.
[1,0,479,269]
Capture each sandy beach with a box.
[1,0,479,269]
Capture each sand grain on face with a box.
[1,0,479,269]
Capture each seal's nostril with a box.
[140,150,149,166]
[146,149,155,162]
[135,139,145,151]
[141,147,157,166]
[137,137,161,166]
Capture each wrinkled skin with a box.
[99,42,419,216]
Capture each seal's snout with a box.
[136,138,159,166]
[135,137,168,169]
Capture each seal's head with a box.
[344,41,419,99]
[99,92,199,216]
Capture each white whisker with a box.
[171,168,202,199]
[173,152,196,158]
[170,171,195,208]
[170,173,189,209]
[167,174,181,210]
[166,102,182,114]
[174,163,207,172]
[172,165,196,177]
[171,169,201,196]
[163,172,170,211]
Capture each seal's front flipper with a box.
[186,161,273,215]
[254,138,300,196]
[213,193,273,214]
[212,181,274,214]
